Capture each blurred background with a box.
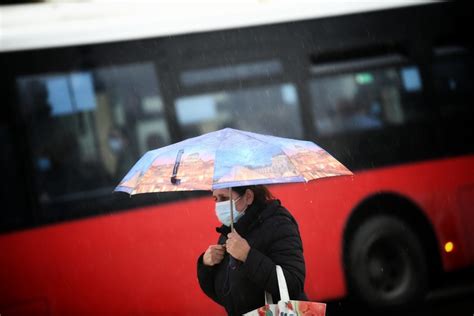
[1,0,473,315]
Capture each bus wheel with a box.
[346,215,429,308]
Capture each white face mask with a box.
[215,196,246,227]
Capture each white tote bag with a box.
[244,265,326,316]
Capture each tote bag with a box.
[243,265,326,316]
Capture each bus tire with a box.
[346,215,429,308]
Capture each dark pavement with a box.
[326,268,474,316]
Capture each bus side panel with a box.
[1,156,472,311]
[397,155,474,269]
[276,155,474,302]
[0,197,224,316]
[273,182,352,301]
[457,183,474,262]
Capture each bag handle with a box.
[264,291,273,305]
[263,265,291,304]
[276,265,290,301]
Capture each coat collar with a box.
[215,199,282,238]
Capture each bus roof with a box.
[0,0,434,53]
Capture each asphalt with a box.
[326,268,474,316]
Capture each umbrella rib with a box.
[231,129,306,181]
[231,129,275,145]
[279,147,309,182]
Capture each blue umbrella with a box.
[115,128,352,230]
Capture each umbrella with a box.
[115,128,352,230]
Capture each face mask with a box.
[215,196,246,227]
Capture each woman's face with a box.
[212,189,249,213]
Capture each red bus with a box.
[1,1,473,314]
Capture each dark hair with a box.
[233,185,274,206]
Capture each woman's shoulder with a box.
[259,200,299,229]
[256,201,302,246]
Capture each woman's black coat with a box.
[197,199,307,315]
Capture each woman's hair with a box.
[233,185,274,206]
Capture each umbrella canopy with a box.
[115,128,352,195]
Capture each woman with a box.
[197,185,307,315]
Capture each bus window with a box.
[308,56,424,136]
[16,62,169,207]
[432,46,473,117]
[175,83,302,139]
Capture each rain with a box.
[0,1,473,315]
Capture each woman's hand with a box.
[203,244,226,266]
[226,231,251,262]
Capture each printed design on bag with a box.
[294,301,326,316]
[276,301,326,316]
[257,304,273,316]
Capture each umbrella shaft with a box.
[229,187,234,232]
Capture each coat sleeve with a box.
[240,216,306,301]
[197,252,221,304]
